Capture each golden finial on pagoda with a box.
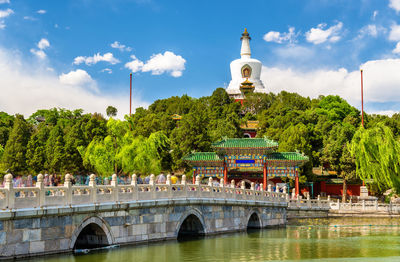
[241,28,251,40]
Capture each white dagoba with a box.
[226,29,267,99]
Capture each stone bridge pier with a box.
[0,199,286,258]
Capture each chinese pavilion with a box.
[183,137,308,195]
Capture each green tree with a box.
[45,124,66,173]
[322,123,357,201]
[170,102,211,170]
[0,112,14,147]
[1,114,31,173]
[106,106,118,118]
[26,124,49,173]
[350,123,400,193]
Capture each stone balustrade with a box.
[288,195,331,210]
[330,199,400,213]
[0,173,288,210]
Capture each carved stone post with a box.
[111,174,118,202]
[64,174,72,205]
[150,174,156,199]
[166,174,171,185]
[208,177,213,187]
[230,179,236,199]
[131,174,138,200]
[195,175,201,197]
[36,173,44,207]
[131,174,137,186]
[276,185,280,193]
[268,184,272,192]
[181,175,187,197]
[4,174,14,209]
[241,181,245,189]
[89,174,97,203]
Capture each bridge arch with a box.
[70,216,114,249]
[176,208,206,239]
[246,210,262,229]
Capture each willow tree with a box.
[350,123,400,192]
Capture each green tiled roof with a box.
[212,138,278,149]
[266,152,309,161]
[183,152,223,162]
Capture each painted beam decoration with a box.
[227,154,263,171]
[194,166,224,179]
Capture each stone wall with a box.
[0,199,286,259]
[287,208,329,219]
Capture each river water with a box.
[26,218,400,262]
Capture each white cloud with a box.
[0,20,5,29]
[372,10,378,20]
[389,23,400,41]
[124,55,144,72]
[59,69,98,92]
[30,48,46,59]
[0,0,10,4]
[0,47,148,119]
[261,59,400,112]
[73,52,120,65]
[30,38,50,59]
[110,41,132,52]
[23,16,36,21]
[305,22,343,44]
[37,9,46,14]
[0,8,12,18]
[101,68,112,74]
[393,42,400,54]
[142,51,186,77]
[37,38,50,49]
[125,51,186,77]
[358,24,378,38]
[389,0,400,13]
[263,27,297,44]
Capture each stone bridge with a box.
[0,173,328,259]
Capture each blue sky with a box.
[1,0,400,117]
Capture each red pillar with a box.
[295,169,299,196]
[223,160,227,184]
[263,162,267,190]
[192,169,196,184]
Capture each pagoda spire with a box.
[240,28,251,58]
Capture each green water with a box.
[27,218,400,262]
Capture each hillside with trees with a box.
[1,88,400,195]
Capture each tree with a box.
[0,112,14,147]
[350,123,400,193]
[1,115,31,174]
[0,144,4,162]
[322,123,357,201]
[170,102,211,170]
[45,124,66,173]
[63,121,86,174]
[26,124,49,173]
[106,106,118,118]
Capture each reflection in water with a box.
[25,218,400,262]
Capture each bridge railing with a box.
[288,195,331,210]
[329,199,400,213]
[0,173,288,210]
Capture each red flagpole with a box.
[361,69,365,187]
[361,69,364,128]
[130,73,132,117]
